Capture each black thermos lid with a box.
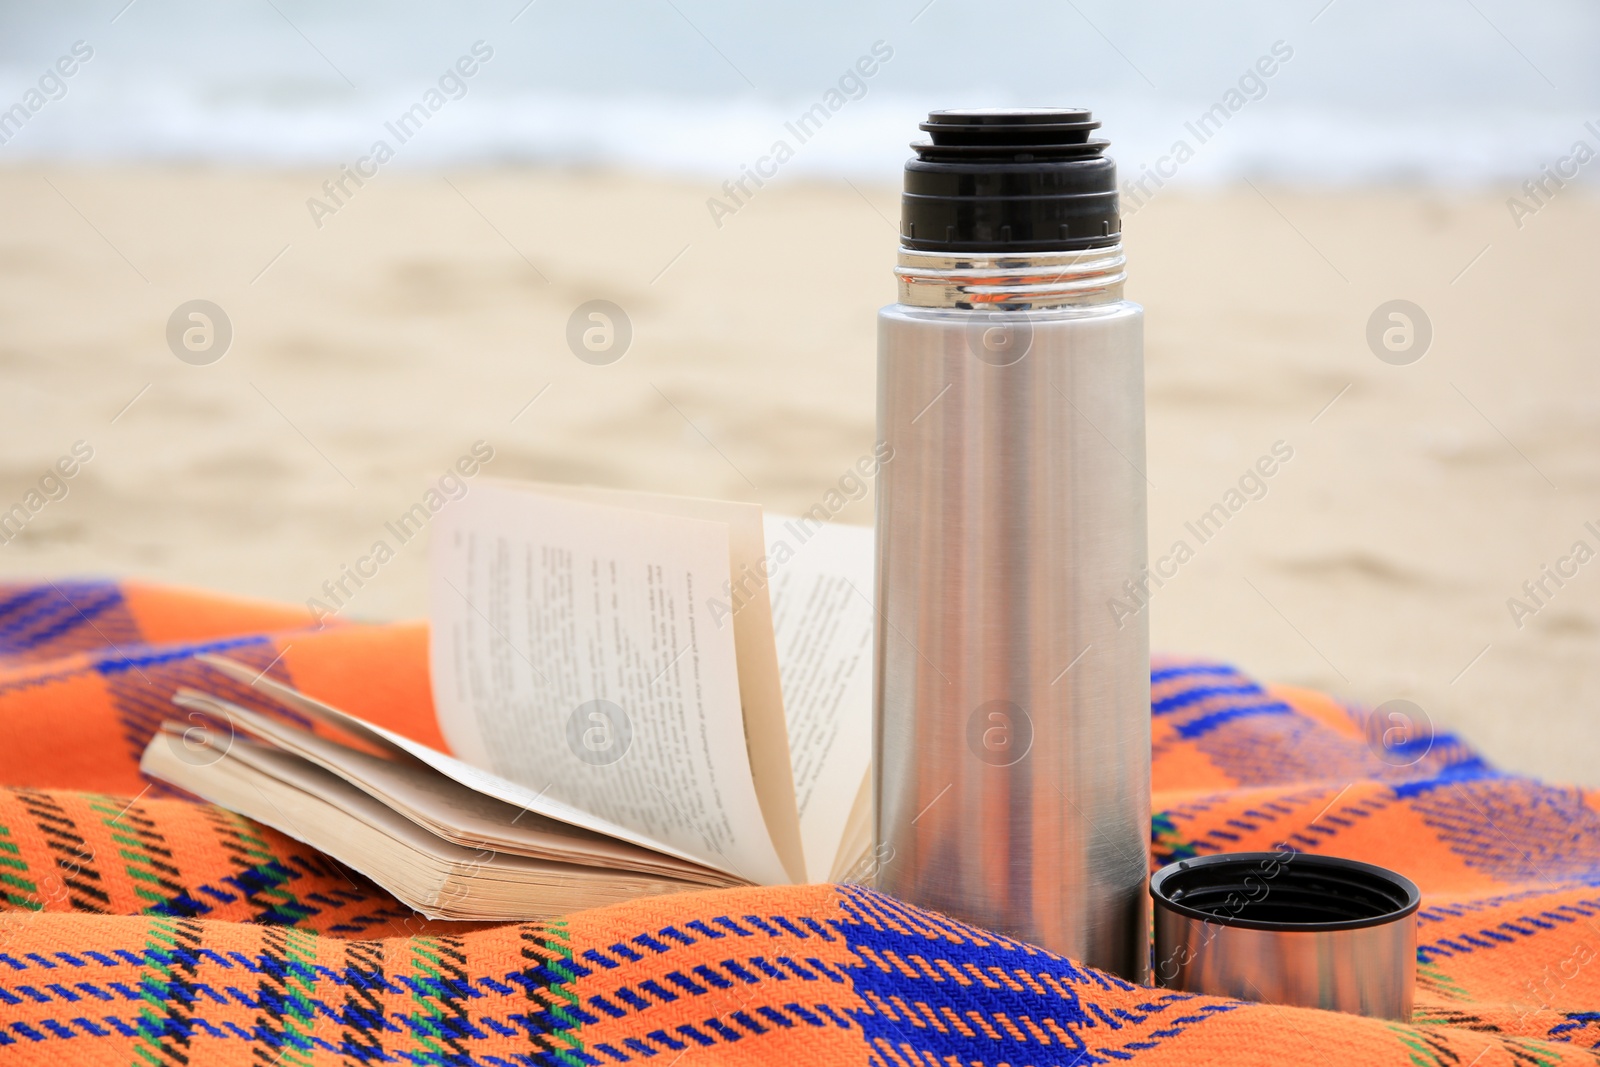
[902,108,1121,254]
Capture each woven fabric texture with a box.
[0,578,1596,1065]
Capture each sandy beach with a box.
[0,165,1595,785]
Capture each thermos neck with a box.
[894,243,1126,309]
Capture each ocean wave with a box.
[1,72,1594,190]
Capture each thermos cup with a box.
[1151,852,1421,1019]
[873,108,1150,981]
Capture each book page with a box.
[762,515,876,882]
[142,728,703,920]
[830,769,875,883]
[429,483,790,886]
[522,482,803,884]
[196,657,734,877]
[172,687,730,883]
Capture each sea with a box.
[0,0,1596,187]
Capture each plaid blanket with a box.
[0,578,1596,1065]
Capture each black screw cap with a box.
[902,108,1121,254]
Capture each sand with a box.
[0,165,1595,785]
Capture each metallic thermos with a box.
[873,109,1150,982]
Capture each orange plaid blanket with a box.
[0,579,1596,1065]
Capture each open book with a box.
[141,481,877,920]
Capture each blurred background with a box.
[1,1,1596,782]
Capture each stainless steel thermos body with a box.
[873,109,1150,981]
